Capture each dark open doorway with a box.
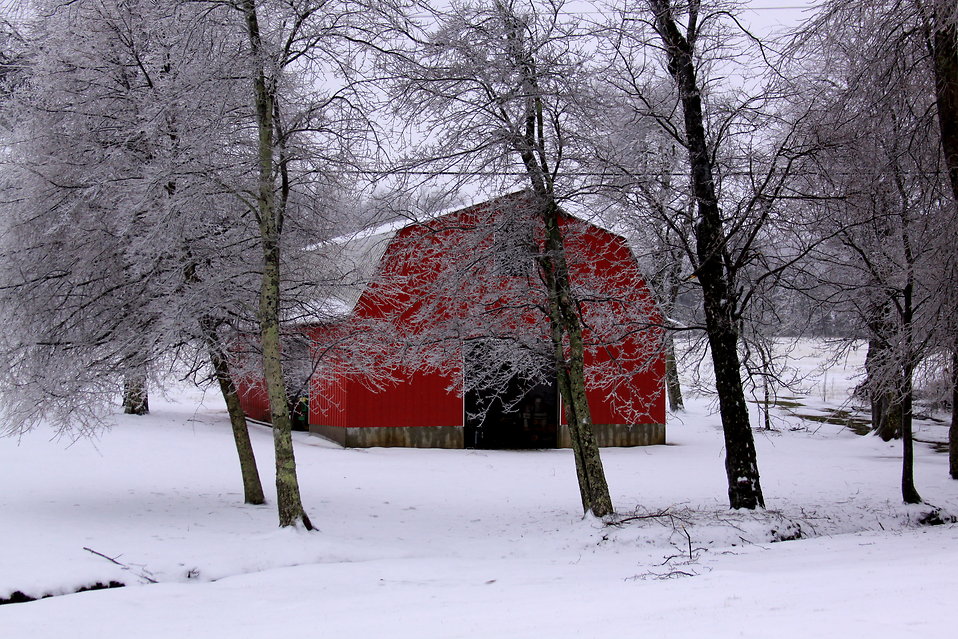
[464,342,558,449]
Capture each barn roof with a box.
[304,192,533,321]
[300,190,646,327]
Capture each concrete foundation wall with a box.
[311,422,665,449]
[310,424,465,449]
[557,423,665,448]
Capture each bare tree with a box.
[226,0,411,526]
[591,109,693,413]
[233,0,315,529]
[643,0,764,509]
[804,114,946,504]
[793,0,958,498]
[599,0,810,509]
[0,0,275,501]
[387,0,628,516]
[919,0,958,481]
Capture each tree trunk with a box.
[864,319,903,440]
[122,375,149,415]
[540,201,613,517]
[242,0,312,530]
[874,392,903,442]
[493,5,613,517]
[928,0,958,483]
[705,303,764,509]
[260,242,312,528]
[762,372,771,431]
[552,324,591,512]
[901,359,922,504]
[664,332,684,411]
[931,13,958,205]
[866,340,883,435]
[651,0,763,509]
[655,246,684,413]
[203,320,266,505]
[950,345,958,480]
[899,247,921,503]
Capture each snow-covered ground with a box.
[1,339,956,638]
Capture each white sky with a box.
[0,1,821,43]
[738,0,820,37]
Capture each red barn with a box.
[240,192,665,449]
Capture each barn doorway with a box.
[464,342,559,449]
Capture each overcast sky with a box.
[1,1,822,35]
[739,0,820,36]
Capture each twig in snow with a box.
[608,506,693,528]
[658,569,695,579]
[82,547,158,584]
[608,509,675,526]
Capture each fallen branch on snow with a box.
[82,547,158,584]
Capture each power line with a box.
[338,168,946,179]
[415,2,819,19]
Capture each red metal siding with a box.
[312,368,462,428]
[237,377,272,423]
[584,339,666,425]
[311,374,346,428]
[561,213,666,426]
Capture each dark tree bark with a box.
[539,200,613,517]
[874,392,903,442]
[202,319,266,505]
[864,329,903,441]
[122,375,149,415]
[122,346,150,415]
[650,0,764,509]
[664,333,684,412]
[928,0,958,483]
[900,358,922,503]
[241,0,312,530]
[931,12,958,204]
[899,233,922,504]
[950,345,958,480]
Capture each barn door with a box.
[464,340,558,449]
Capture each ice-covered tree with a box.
[224,0,408,527]
[0,0,275,504]
[587,92,694,413]
[598,0,824,509]
[386,0,635,517]
[791,0,958,497]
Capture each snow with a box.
[1,339,957,637]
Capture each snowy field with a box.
[1,339,956,638]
